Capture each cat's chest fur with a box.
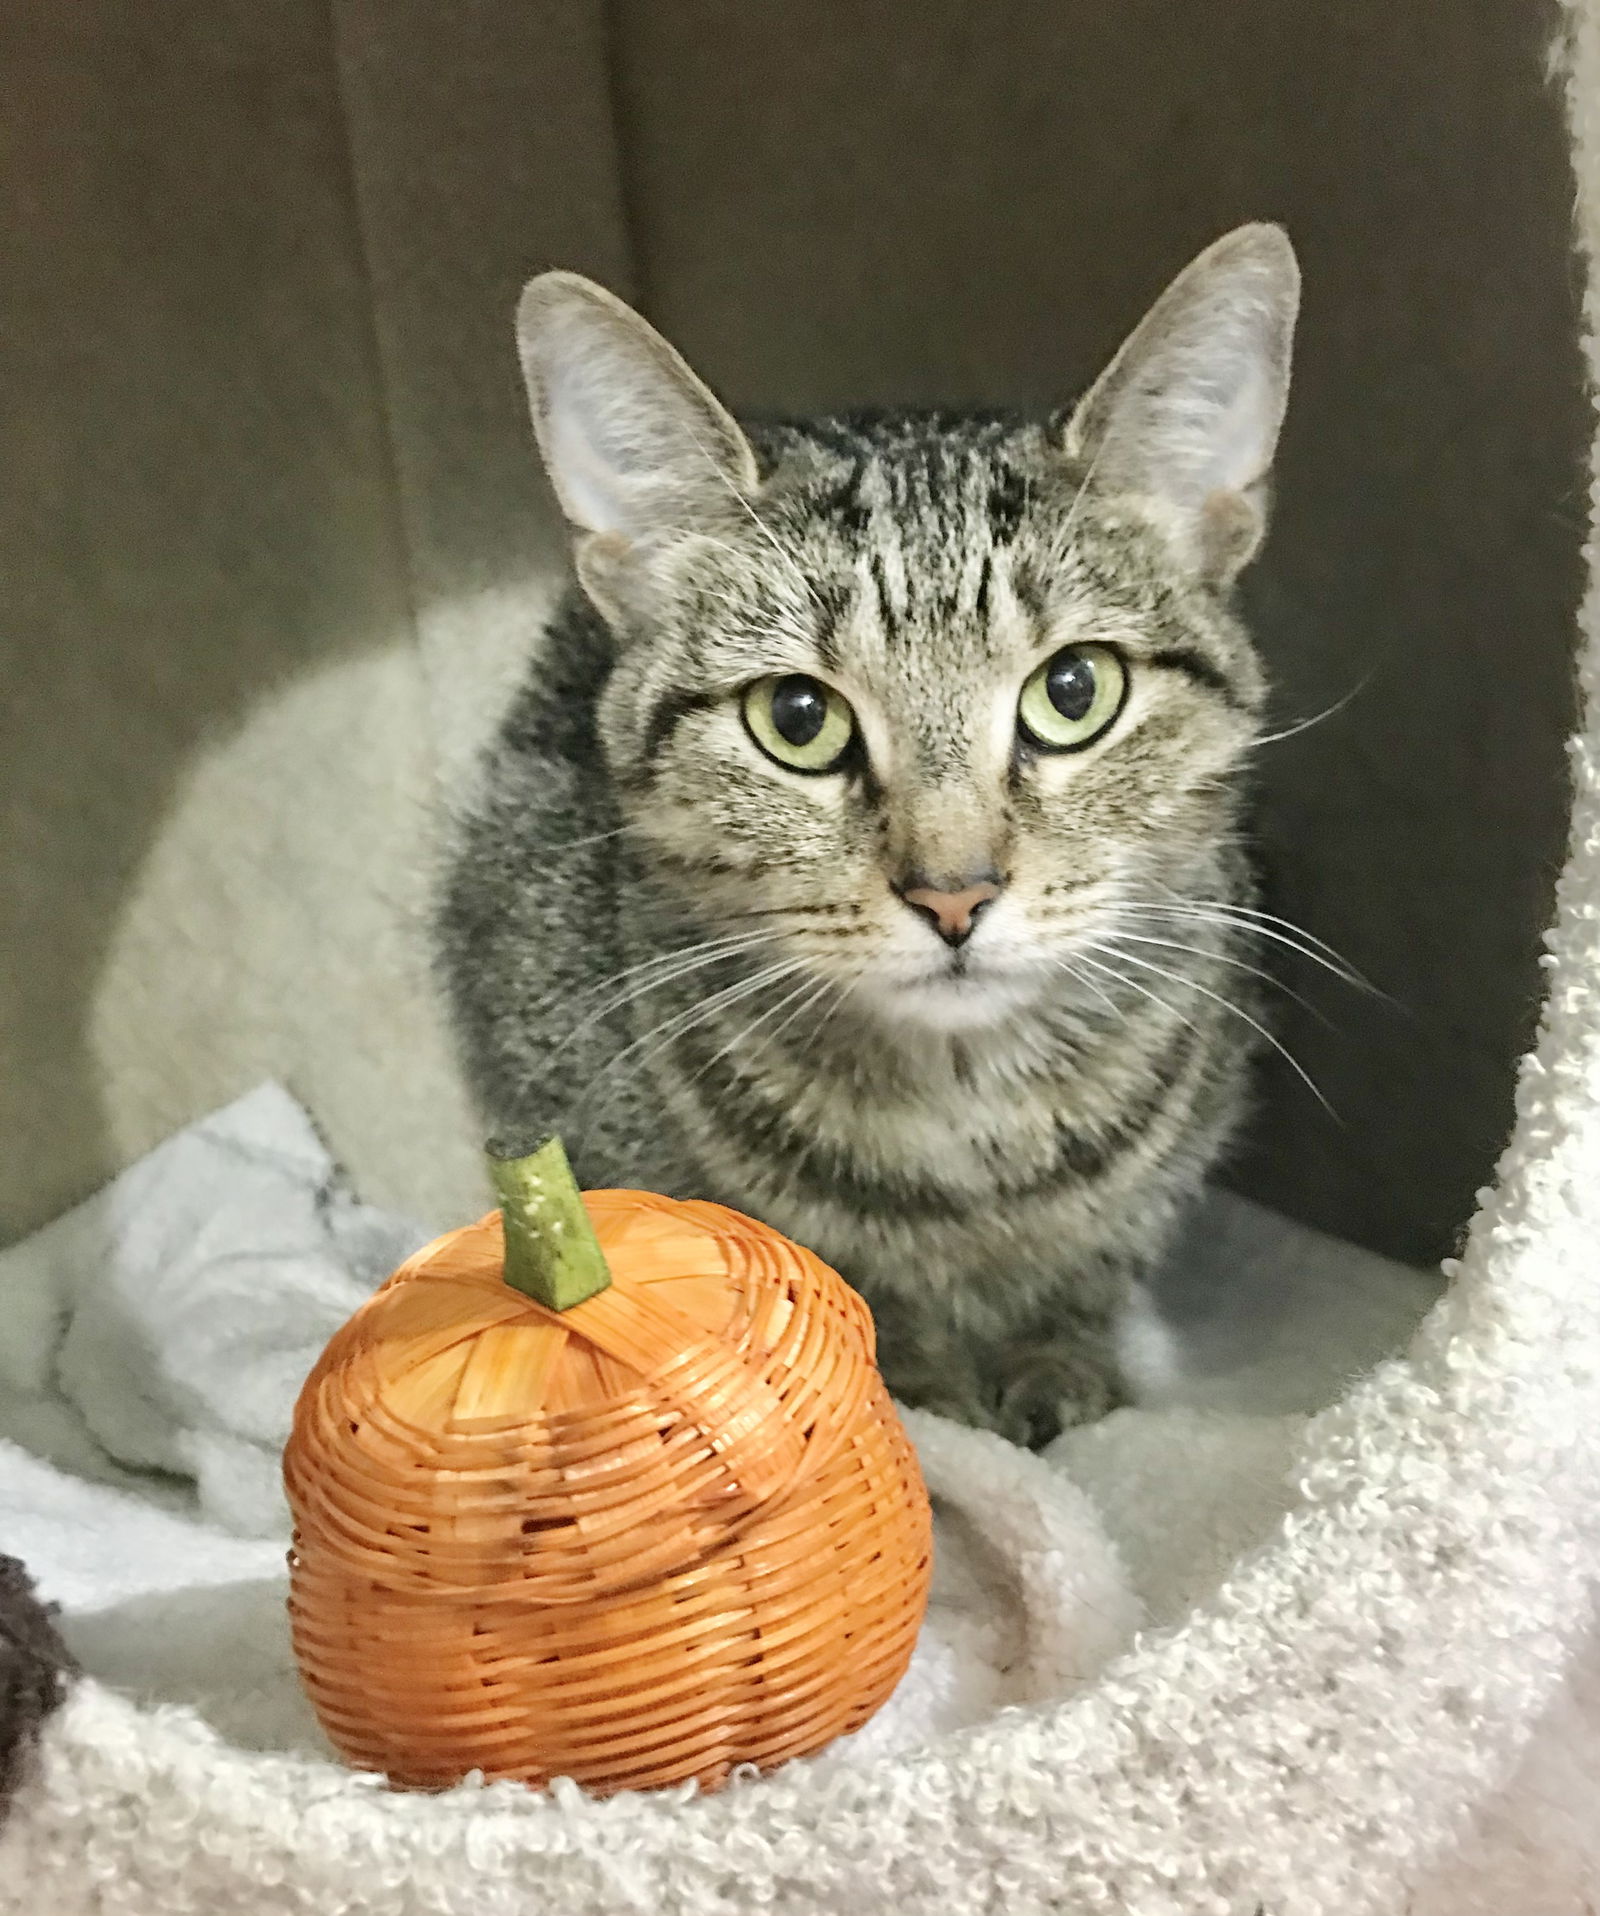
[439,605,1256,1443]
[439,606,1260,1443]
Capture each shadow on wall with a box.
[0,3,616,1235]
[1,1,1586,1267]
[0,13,419,1233]
[0,18,492,1235]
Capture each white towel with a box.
[0,1083,423,1536]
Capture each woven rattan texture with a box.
[284,1191,933,1794]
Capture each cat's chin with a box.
[858,966,1041,1033]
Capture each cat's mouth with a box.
[859,944,1041,1031]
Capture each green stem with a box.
[487,1135,612,1311]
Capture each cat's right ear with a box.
[516,272,757,616]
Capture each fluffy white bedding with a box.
[15,1082,1581,1915]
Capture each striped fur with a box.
[439,230,1296,1445]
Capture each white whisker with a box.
[1047,955,1121,1018]
[682,566,818,648]
[688,967,840,1088]
[552,930,788,1050]
[578,957,812,1111]
[1053,412,1113,554]
[787,974,861,1069]
[679,430,829,622]
[1134,886,1369,971]
[570,927,783,997]
[1065,951,1209,1044]
[1100,926,1330,1027]
[1122,895,1377,994]
[542,822,644,856]
[1086,938,1337,1119]
[1251,674,1372,748]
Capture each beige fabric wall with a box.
[1,3,626,1232]
[1,3,1583,1264]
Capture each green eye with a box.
[1017,643,1127,752]
[741,674,856,773]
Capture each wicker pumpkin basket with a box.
[282,1137,933,1796]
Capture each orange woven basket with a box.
[283,1137,932,1796]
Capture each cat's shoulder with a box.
[492,586,612,763]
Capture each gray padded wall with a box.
[611,1,1586,1264]
[2,1,1583,1264]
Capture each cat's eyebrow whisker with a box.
[696,560,814,620]
[689,515,813,607]
[679,428,830,622]
[1250,674,1372,748]
[1050,410,1115,558]
[1085,938,1338,1120]
[682,565,818,647]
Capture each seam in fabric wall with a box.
[316,3,641,794]
[321,0,436,791]
[601,0,651,311]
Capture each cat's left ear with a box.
[1062,224,1300,583]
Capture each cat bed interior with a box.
[3,2,1600,1910]
[0,1087,1438,1874]
[1,1087,1596,1912]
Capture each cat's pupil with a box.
[1046,651,1097,722]
[771,676,828,747]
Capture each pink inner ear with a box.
[1067,231,1296,532]
[544,383,640,537]
[1196,356,1281,499]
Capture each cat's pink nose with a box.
[897,878,1003,948]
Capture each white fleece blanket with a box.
[0,1081,1434,1776]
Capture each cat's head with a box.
[515,226,1298,1032]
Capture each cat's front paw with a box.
[875,1346,1010,1439]
[994,1342,1126,1450]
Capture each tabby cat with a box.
[438,224,1300,1446]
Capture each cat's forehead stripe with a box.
[643,409,1261,783]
